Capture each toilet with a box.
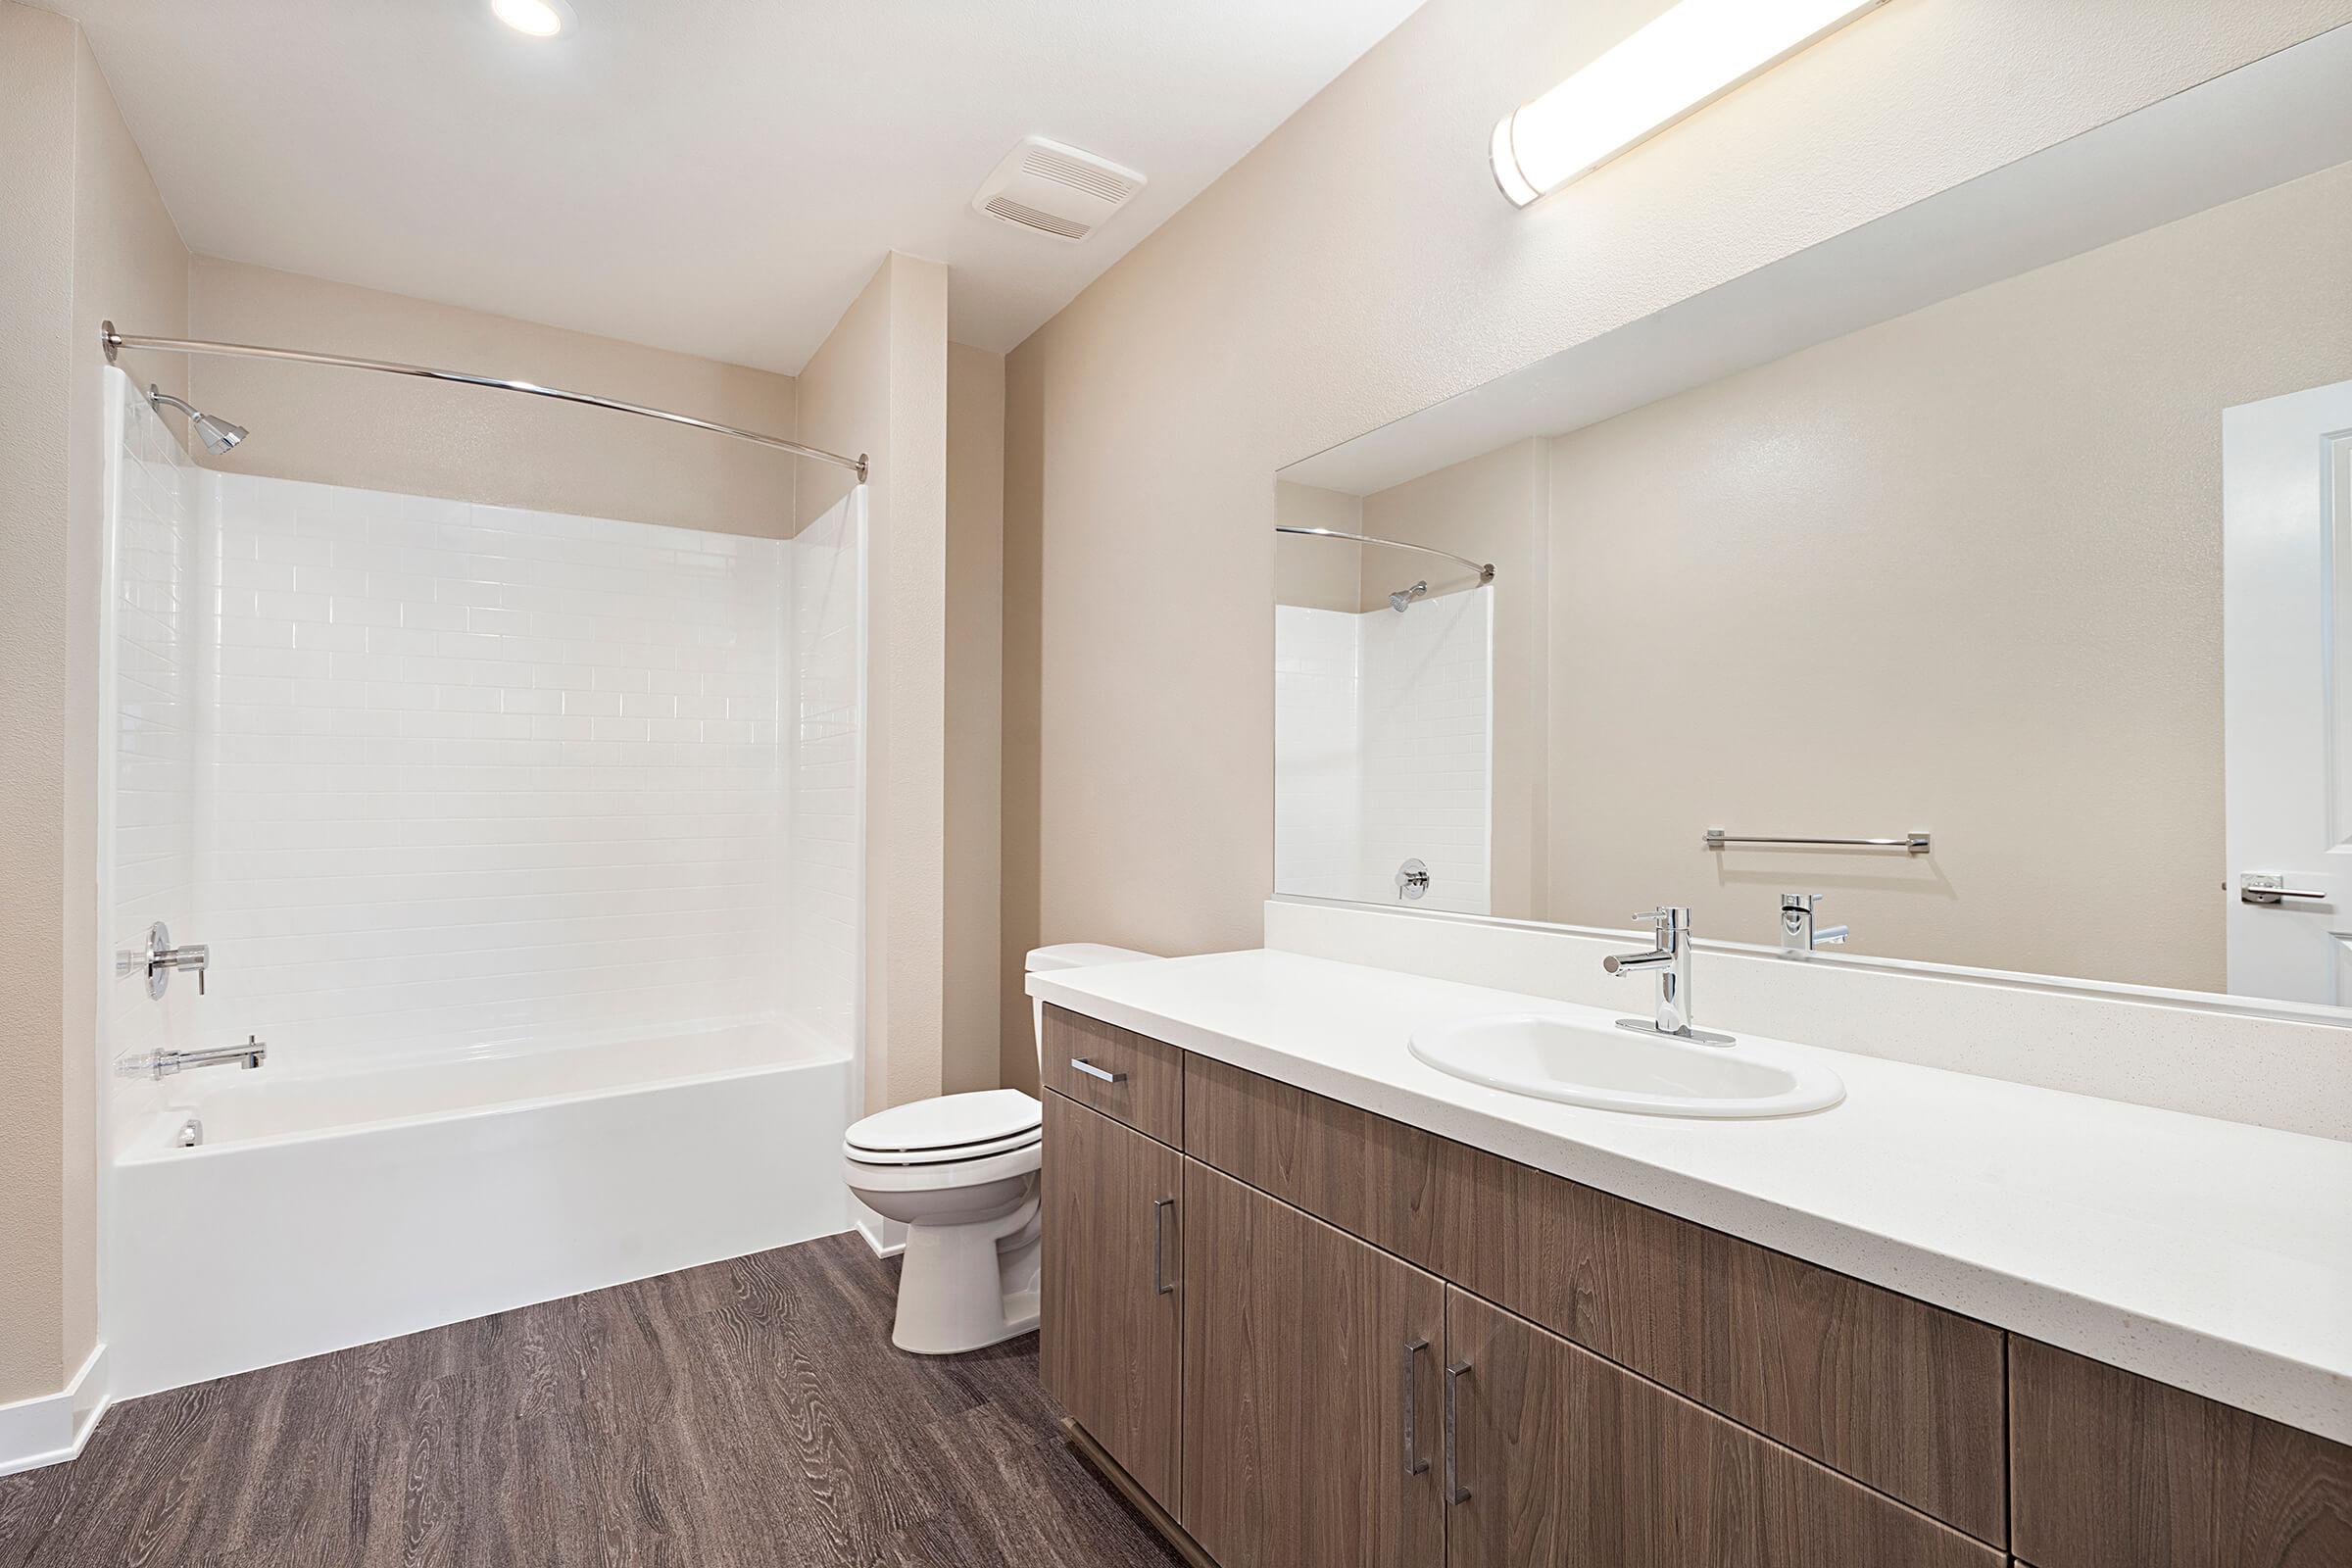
[843,942,1153,1354]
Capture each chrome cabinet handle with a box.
[1444,1359,1472,1504]
[1152,1197,1176,1296]
[1401,1337,1431,1476]
[1070,1056,1126,1084]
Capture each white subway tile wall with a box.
[105,380,206,1141]
[1273,605,1364,902]
[1274,588,1493,914]
[105,372,864,1089]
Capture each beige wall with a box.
[186,257,800,537]
[1272,481,1363,611]
[799,254,952,1112]
[946,343,1008,1094]
[1003,0,2352,979]
[0,1,190,1404]
[1542,161,2352,990]
[1361,439,1549,919]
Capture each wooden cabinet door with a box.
[1041,1091,1184,1510]
[1179,1159,1446,1568]
[1442,1288,1999,1568]
[2010,1337,2352,1568]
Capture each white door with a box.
[2224,377,2352,1004]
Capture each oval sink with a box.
[1408,1012,1844,1118]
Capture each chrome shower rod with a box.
[1275,525,1495,584]
[102,322,866,481]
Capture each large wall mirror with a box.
[1273,25,2352,1012]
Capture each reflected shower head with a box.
[1389,580,1429,613]
[148,384,248,455]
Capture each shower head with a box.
[148,385,248,455]
[1389,580,1429,613]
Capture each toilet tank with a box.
[1026,944,1155,1073]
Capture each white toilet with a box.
[843,942,1153,1354]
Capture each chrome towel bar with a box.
[1705,829,1932,855]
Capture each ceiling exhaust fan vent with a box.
[973,136,1147,243]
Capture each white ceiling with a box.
[42,0,1423,374]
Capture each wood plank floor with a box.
[0,1232,1183,1567]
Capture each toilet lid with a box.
[845,1089,1042,1155]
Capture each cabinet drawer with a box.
[2010,1337,2352,1568]
[1041,1005,1185,1146]
[1446,1287,2000,1568]
[1184,1053,2008,1544]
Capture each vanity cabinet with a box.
[1445,1287,1997,1568]
[1184,1051,2008,1543]
[1038,1004,2347,1568]
[1040,1091,1184,1510]
[1179,1159,1446,1568]
[2008,1338,2352,1568]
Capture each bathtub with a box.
[106,1021,855,1398]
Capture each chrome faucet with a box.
[1603,907,1733,1045]
[1779,893,1849,956]
[118,1035,267,1081]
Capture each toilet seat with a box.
[842,1141,1041,1194]
[844,1126,1042,1167]
[845,1088,1041,1166]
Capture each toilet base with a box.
[889,1191,1043,1356]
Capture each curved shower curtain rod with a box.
[1274,524,1495,584]
[102,322,867,482]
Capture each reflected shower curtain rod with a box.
[101,321,867,482]
[1275,524,1495,584]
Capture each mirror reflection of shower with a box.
[1273,523,1495,915]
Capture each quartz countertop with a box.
[1027,948,2352,1445]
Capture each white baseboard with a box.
[854,1208,906,1259]
[0,1342,109,1477]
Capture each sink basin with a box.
[1407,1012,1844,1118]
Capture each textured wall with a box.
[0,2,192,1406]
[945,344,1009,1095]
[1004,0,2352,977]
[798,255,950,1112]
[186,257,801,539]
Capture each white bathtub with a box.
[106,1021,855,1398]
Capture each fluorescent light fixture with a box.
[1492,0,1890,207]
[491,0,574,38]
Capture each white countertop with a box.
[1028,949,2352,1445]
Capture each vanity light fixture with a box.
[491,0,575,39]
[1491,0,1890,206]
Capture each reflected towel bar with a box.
[1705,829,1932,855]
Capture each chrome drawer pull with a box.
[1444,1359,1472,1504]
[1152,1197,1176,1296]
[1070,1056,1126,1084]
[1401,1337,1431,1476]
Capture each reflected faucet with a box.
[1779,893,1849,956]
[1603,908,1733,1045]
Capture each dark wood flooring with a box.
[0,1232,1182,1567]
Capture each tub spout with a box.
[119,1035,267,1081]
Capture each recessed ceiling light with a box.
[491,0,574,39]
